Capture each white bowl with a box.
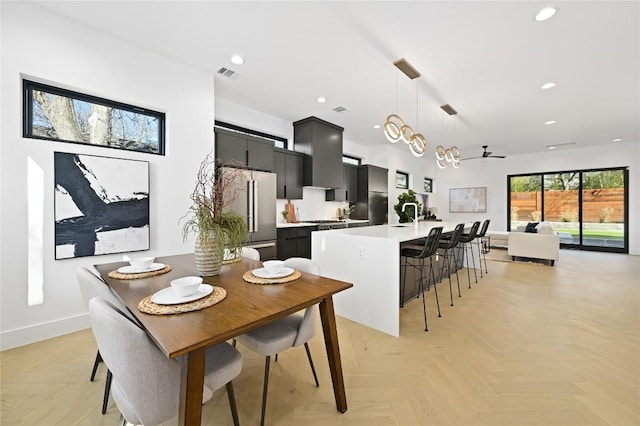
[128,256,155,270]
[262,260,285,274]
[170,276,203,297]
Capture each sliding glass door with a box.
[508,167,628,253]
[543,172,580,247]
[581,169,626,249]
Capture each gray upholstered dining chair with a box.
[234,257,321,426]
[241,246,261,261]
[88,296,243,426]
[76,266,137,415]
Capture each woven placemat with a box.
[108,265,172,280]
[137,286,227,315]
[242,269,302,285]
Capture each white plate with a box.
[117,262,166,274]
[252,266,295,279]
[151,284,213,305]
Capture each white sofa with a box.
[508,227,559,266]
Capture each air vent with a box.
[216,67,236,78]
[546,142,577,149]
[333,106,348,113]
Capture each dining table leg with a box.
[178,347,206,426]
[319,295,348,413]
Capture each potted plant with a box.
[393,189,422,223]
[181,154,248,276]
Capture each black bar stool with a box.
[437,223,465,306]
[459,221,481,288]
[475,220,491,276]
[400,226,443,331]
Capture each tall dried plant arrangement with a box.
[181,154,248,257]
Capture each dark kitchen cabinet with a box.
[274,149,304,200]
[326,164,358,202]
[360,164,388,193]
[293,116,343,189]
[215,128,274,171]
[277,226,316,259]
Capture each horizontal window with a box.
[23,79,165,155]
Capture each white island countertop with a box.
[319,222,459,242]
[312,221,465,337]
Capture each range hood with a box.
[293,116,344,189]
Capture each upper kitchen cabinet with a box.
[274,148,304,199]
[326,163,358,202]
[293,116,343,189]
[215,128,274,172]
[359,164,388,193]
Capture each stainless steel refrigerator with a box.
[221,167,277,259]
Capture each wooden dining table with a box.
[94,253,353,426]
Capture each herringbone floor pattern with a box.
[2,249,639,425]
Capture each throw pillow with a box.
[525,222,539,233]
[536,223,555,234]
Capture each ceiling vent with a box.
[546,141,577,150]
[216,67,237,78]
[332,106,348,113]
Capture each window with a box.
[342,155,361,166]
[395,170,409,189]
[424,177,433,193]
[214,120,287,149]
[508,167,628,253]
[23,79,165,155]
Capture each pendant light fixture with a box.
[435,104,461,168]
[383,58,427,157]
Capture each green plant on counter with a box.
[394,189,422,223]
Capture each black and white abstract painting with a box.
[54,152,149,259]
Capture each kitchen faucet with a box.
[402,202,419,225]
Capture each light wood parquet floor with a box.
[2,249,639,425]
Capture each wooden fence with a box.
[511,188,624,223]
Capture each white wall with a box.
[432,141,640,255]
[0,2,216,349]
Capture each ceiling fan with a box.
[463,145,506,160]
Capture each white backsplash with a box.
[276,187,350,222]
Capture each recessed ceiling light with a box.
[613,138,622,142]
[545,120,557,125]
[373,124,381,129]
[316,97,326,103]
[535,7,556,22]
[230,55,244,65]
[540,82,556,90]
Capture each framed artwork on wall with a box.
[449,186,487,213]
[24,79,166,155]
[54,152,150,259]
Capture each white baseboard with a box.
[0,313,91,351]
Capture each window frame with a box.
[23,79,166,155]
[395,170,409,189]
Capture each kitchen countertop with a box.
[315,222,462,242]
[276,219,369,228]
[277,222,317,228]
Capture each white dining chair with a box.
[88,297,243,426]
[235,257,321,426]
[76,267,137,415]
[241,246,261,261]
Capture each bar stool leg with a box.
[401,256,408,308]
[419,259,428,331]
[430,256,441,317]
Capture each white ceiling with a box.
[33,1,639,159]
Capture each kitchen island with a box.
[312,222,462,336]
